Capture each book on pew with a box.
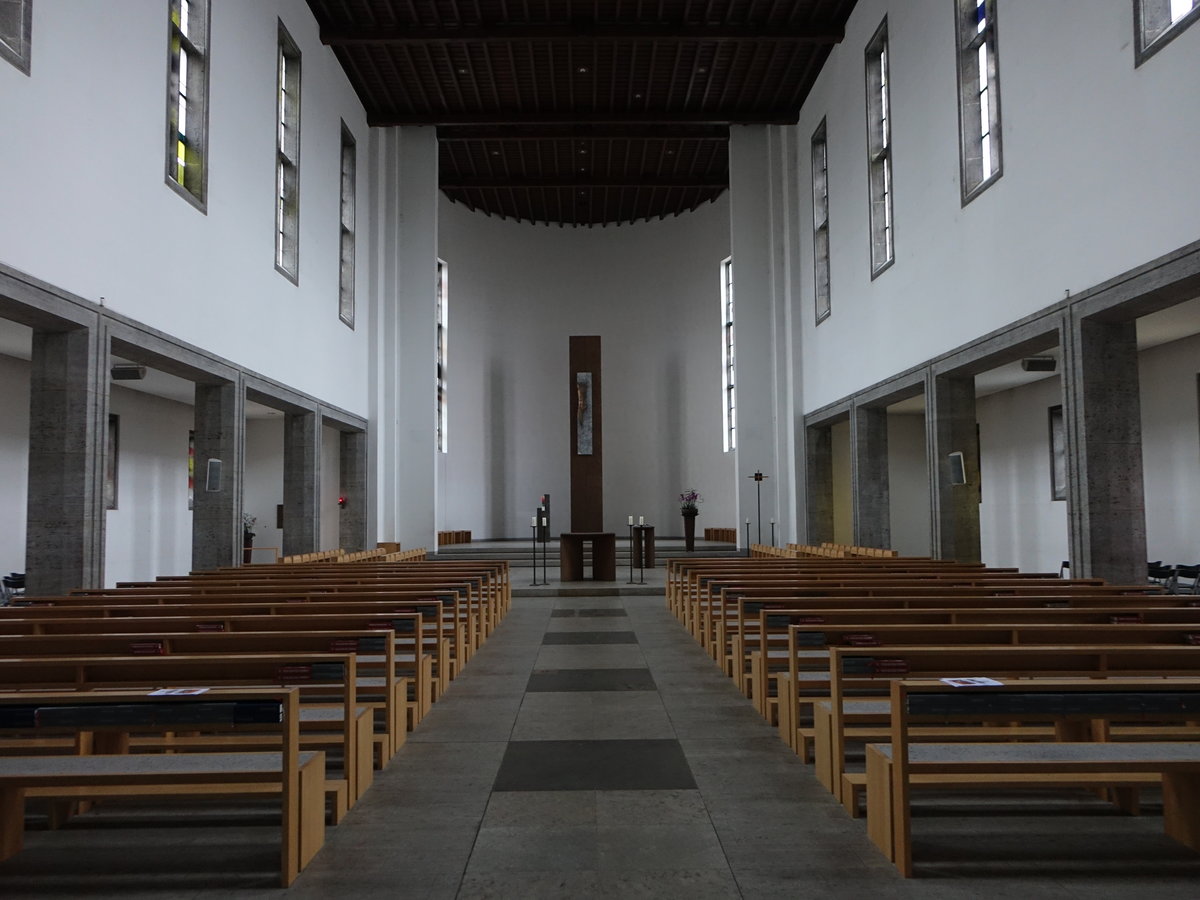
[275,663,346,682]
[32,701,283,728]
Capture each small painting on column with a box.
[576,372,593,455]
[1048,405,1066,501]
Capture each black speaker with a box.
[204,459,222,492]
[1020,357,1057,372]
[111,364,147,380]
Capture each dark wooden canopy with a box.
[306,1,858,226]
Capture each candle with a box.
[531,517,537,527]
[746,518,751,524]
[541,518,547,527]
[770,519,775,525]
[638,516,644,526]
[627,515,634,526]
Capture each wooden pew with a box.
[7,596,459,700]
[812,644,1200,808]
[866,678,1200,877]
[0,687,324,887]
[0,628,411,765]
[0,652,371,804]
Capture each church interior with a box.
[1,0,1199,896]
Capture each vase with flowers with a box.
[679,490,702,551]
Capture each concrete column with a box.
[369,126,439,552]
[926,374,981,563]
[1062,315,1146,583]
[192,379,244,571]
[339,430,368,552]
[850,404,890,549]
[282,409,320,556]
[805,425,834,546]
[729,125,782,545]
[25,325,107,595]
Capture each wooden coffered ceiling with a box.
[305,1,858,226]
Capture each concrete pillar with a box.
[805,425,834,546]
[729,125,782,545]
[282,409,320,556]
[1062,315,1146,583]
[369,126,439,551]
[192,379,244,571]
[25,326,107,595]
[339,430,368,552]
[926,374,981,563]
[850,404,890,549]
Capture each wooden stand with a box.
[560,532,617,581]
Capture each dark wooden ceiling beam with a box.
[443,175,727,189]
[374,110,792,126]
[322,23,844,45]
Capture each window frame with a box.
[0,0,31,74]
[811,118,832,325]
[954,0,1003,205]
[274,20,301,283]
[864,18,895,279]
[436,259,448,454]
[164,0,211,211]
[1135,0,1200,65]
[338,121,356,328]
[720,256,736,453]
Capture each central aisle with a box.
[293,590,877,898]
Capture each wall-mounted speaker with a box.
[204,459,222,492]
[1020,357,1057,373]
[111,364,147,380]
[948,451,967,486]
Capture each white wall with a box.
[104,387,194,586]
[0,355,30,578]
[320,424,341,551]
[0,0,371,413]
[887,413,931,556]
[244,417,284,560]
[830,420,852,545]
[794,0,1200,410]
[977,377,1069,573]
[437,195,735,538]
[1141,333,1200,566]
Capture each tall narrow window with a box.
[720,257,736,452]
[1136,0,1199,63]
[436,260,448,453]
[955,0,1002,204]
[864,19,894,277]
[165,0,210,209]
[0,0,31,74]
[275,22,301,282]
[338,123,356,328]
[811,119,832,324]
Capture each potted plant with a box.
[679,490,702,551]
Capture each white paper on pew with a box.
[147,688,211,695]
[939,677,1004,687]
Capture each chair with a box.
[1147,561,1175,590]
[1174,564,1199,595]
[1,573,24,606]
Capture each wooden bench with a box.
[809,645,1200,807]
[0,687,324,887]
[0,652,371,804]
[0,628,412,765]
[866,678,1200,876]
